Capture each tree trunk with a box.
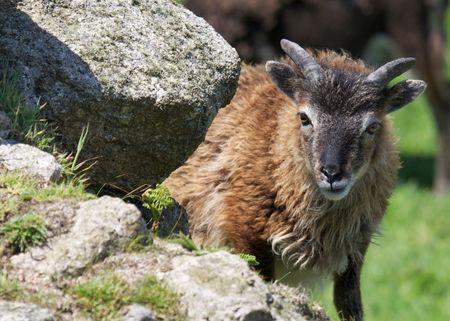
[388,0,450,194]
[425,0,450,194]
[430,102,450,194]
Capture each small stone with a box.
[121,304,156,321]
[0,141,61,183]
[157,201,189,238]
[266,293,274,305]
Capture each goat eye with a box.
[366,122,381,135]
[299,112,312,126]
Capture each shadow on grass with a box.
[398,154,435,188]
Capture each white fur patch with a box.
[273,258,330,290]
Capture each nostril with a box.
[321,164,342,183]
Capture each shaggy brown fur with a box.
[164,50,405,321]
[165,52,398,269]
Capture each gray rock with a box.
[121,304,156,321]
[0,301,54,321]
[0,111,11,139]
[100,240,329,321]
[11,196,149,279]
[162,251,298,321]
[157,200,189,238]
[0,0,240,190]
[164,251,329,321]
[0,141,61,182]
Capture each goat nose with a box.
[321,164,342,183]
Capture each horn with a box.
[366,58,416,87]
[280,39,323,82]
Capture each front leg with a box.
[333,256,363,321]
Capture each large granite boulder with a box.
[0,0,240,190]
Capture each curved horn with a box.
[280,39,323,82]
[366,58,416,87]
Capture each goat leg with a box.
[333,256,364,321]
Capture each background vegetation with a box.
[314,93,450,321]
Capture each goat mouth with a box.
[318,180,351,201]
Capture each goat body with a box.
[164,41,425,321]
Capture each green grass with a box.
[0,170,93,203]
[0,273,23,300]
[70,273,185,321]
[0,212,47,254]
[0,65,56,150]
[239,253,260,267]
[0,170,93,254]
[313,88,450,321]
[0,198,19,222]
[132,275,184,321]
[0,64,93,188]
[169,232,205,254]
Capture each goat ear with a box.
[385,80,427,113]
[266,61,299,101]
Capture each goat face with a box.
[298,77,386,200]
[267,40,426,201]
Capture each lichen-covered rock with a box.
[163,251,327,321]
[0,0,240,190]
[11,196,148,280]
[0,141,61,183]
[0,301,54,321]
[164,251,274,321]
[96,240,329,321]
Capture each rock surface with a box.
[11,196,148,280]
[3,203,328,321]
[0,0,240,190]
[120,304,156,321]
[0,111,11,139]
[97,241,329,321]
[164,250,326,321]
[0,301,54,321]
[0,141,61,183]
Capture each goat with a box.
[164,39,426,321]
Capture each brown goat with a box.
[164,40,426,321]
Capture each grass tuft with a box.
[124,234,153,253]
[71,273,130,321]
[0,169,94,203]
[0,212,47,253]
[133,275,184,321]
[70,273,185,321]
[0,273,23,300]
[0,64,93,190]
[0,65,36,139]
[169,232,207,255]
